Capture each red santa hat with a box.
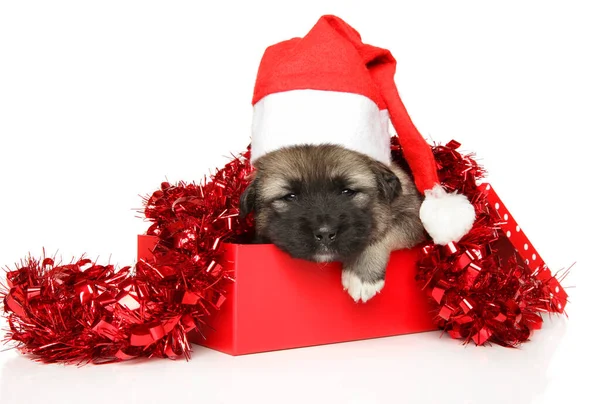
[250,15,475,245]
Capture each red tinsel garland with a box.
[1,140,566,364]
[410,139,566,346]
[1,150,254,364]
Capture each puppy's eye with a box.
[282,193,297,201]
[341,189,356,196]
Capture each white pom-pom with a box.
[419,184,476,245]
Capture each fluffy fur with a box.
[240,144,426,302]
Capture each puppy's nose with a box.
[314,226,337,244]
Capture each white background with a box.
[0,1,598,403]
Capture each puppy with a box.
[239,144,426,302]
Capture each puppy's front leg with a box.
[341,241,391,303]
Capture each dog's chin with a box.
[273,241,341,263]
[312,253,339,263]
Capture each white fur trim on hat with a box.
[251,89,391,164]
[419,184,476,245]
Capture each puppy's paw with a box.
[341,270,384,303]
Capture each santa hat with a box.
[250,15,475,245]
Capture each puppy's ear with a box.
[239,180,257,218]
[372,161,401,202]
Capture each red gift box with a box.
[137,183,567,355]
[137,235,437,355]
[480,183,567,313]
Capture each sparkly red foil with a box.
[1,140,568,364]
[409,140,568,347]
[2,149,254,364]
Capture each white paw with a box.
[341,270,384,303]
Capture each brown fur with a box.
[240,144,426,302]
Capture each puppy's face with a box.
[239,145,401,263]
